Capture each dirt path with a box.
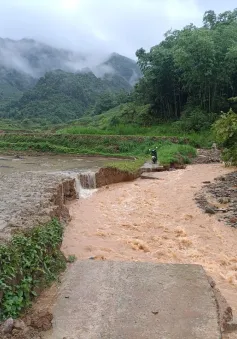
[62,164,237,328]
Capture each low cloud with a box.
[0,37,115,78]
[1,0,235,58]
[0,0,236,78]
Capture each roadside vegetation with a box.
[213,107,237,165]
[106,144,196,174]
[0,219,65,320]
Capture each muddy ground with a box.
[0,171,76,242]
[196,171,237,228]
[0,154,125,242]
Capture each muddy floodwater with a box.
[62,164,237,339]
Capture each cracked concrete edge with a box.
[207,276,234,334]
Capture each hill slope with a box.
[0,38,141,122]
[3,70,133,122]
[0,38,141,99]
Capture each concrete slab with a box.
[140,162,165,172]
[140,173,161,180]
[46,262,221,339]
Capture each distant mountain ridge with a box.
[0,38,141,94]
[0,38,141,122]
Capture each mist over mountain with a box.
[0,38,141,123]
[0,38,141,84]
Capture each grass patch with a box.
[56,116,213,149]
[158,144,197,166]
[0,133,197,171]
[66,255,77,263]
[0,133,189,157]
[106,157,146,174]
[105,144,197,173]
[0,219,66,320]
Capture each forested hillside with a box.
[0,38,141,123]
[104,53,142,85]
[0,67,36,108]
[1,70,133,123]
[133,9,237,130]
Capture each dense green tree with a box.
[135,8,237,124]
[2,70,132,123]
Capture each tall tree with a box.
[135,8,237,120]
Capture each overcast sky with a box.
[0,0,236,58]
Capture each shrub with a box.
[212,109,237,165]
[174,107,218,132]
[158,144,197,166]
[0,219,66,320]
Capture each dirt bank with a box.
[96,167,141,187]
[0,172,76,243]
[192,148,221,164]
[62,164,237,338]
[196,171,237,228]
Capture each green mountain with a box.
[0,67,36,108]
[2,70,132,123]
[103,53,142,85]
[0,38,141,123]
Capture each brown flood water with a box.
[62,163,237,328]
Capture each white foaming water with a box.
[76,171,97,199]
[74,175,81,199]
[79,171,96,189]
[59,170,97,199]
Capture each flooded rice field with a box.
[0,154,122,174]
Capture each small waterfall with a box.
[49,170,97,200]
[74,175,81,199]
[79,171,96,190]
[74,171,97,199]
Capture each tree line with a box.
[134,9,237,121]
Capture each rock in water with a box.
[205,206,216,214]
[218,197,230,204]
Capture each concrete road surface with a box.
[45,261,221,339]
